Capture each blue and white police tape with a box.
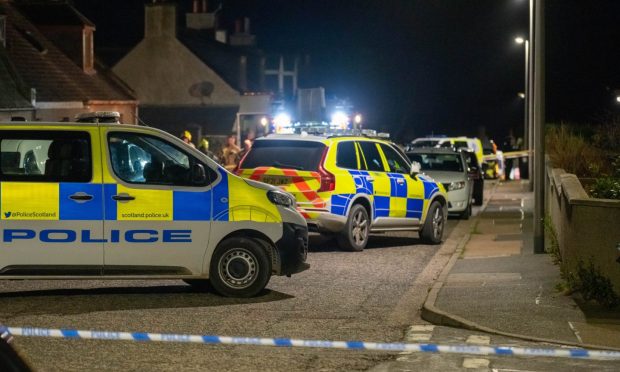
[2,325,620,360]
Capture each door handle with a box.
[396,178,405,185]
[365,176,375,182]
[112,193,135,201]
[69,193,94,202]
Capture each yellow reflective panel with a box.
[372,172,391,197]
[116,185,173,221]
[228,175,281,222]
[1,182,59,220]
[389,197,407,218]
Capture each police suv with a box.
[0,115,309,297]
[237,133,448,251]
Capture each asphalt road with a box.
[1,221,461,371]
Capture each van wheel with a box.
[183,279,210,291]
[420,201,445,244]
[337,204,369,252]
[209,237,271,298]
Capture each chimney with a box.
[243,17,250,34]
[239,56,247,92]
[186,0,216,30]
[234,19,242,34]
[145,3,177,38]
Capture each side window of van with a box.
[0,130,92,182]
[108,132,216,187]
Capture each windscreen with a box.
[241,140,326,171]
[410,140,439,148]
[407,153,464,172]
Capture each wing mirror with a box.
[410,161,421,177]
[192,163,207,185]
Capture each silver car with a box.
[406,148,473,219]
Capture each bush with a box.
[589,177,620,200]
[577,260,619,309]
[545,124,605,177]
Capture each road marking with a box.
[467,335,491,345]
[407,333,432,342]
[400,324,434,354]
[463,357,490,369]
[568,321,583,344]
[409,325,435,333]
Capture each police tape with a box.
[2,325,620,360]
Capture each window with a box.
[336,141,359,169]
[358,141,384,172]
[240,140,326,171]
[380,144,410,174]
[0,130,91,182]
[108,132,214,187]
[407,152,464,173]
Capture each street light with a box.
[518,92,525,99]
[515,36,531,187]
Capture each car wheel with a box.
[420,201,445,244]
[474,182,484,206]
[337,204,369,252]
[183,279,211,291]
[209,237,271,298]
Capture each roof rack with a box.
[75,111,120,124]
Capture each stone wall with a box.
[545,161,620,292]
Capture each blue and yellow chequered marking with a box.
[0,167,280,223]
[328,171,440,221]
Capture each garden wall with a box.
[545,161,620,292]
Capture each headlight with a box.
[267,190,296,208]
[448,181,466,191]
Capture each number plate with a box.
[261,175,291,186]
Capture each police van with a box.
[0,116,309,297]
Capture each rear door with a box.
[238,140,327,210]
[357,141,391,220]
[0,128,104,274]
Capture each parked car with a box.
[407,148,474,219]
[237,134,449,251]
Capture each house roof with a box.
[0,1,135,103]
[16,1,95,27]
[0,47,33,110]
[180,30,265,94]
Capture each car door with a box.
[379,143,425,226]
[357,140,391,221]
[0,128,104,274]
[101,128,216,276]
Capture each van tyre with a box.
[337,204,369,252]
[420,201,445,244]
[209,237,271,298]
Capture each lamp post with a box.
[532,0,545,254]
[515,36,531,185]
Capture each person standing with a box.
[180,130,196,148]
[221,134,241,171]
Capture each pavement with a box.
[422,180,620,351]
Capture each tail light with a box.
[317,147,335,192]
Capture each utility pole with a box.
[533,0,545,253]
[528,0,535,192]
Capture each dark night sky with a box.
[72,0,620,140]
